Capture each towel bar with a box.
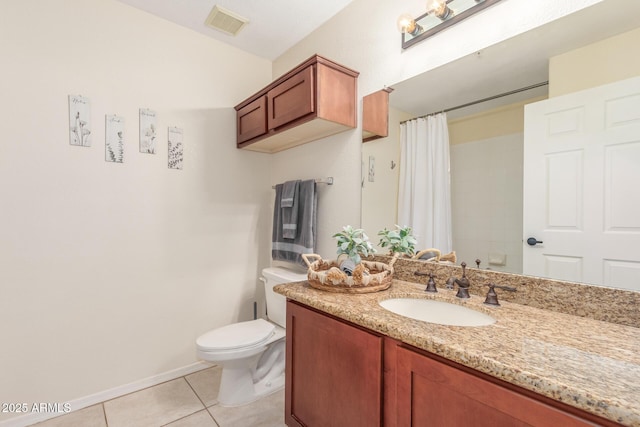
[272,177,333,189]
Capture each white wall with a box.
[361,107,412,253]
[0,0,272,423]
[451,133,524,273]
[549,26,640,96]
[274,0,604,95]
[270,0,604,259]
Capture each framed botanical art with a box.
[139,108,157,154]
[168,127,183,170]
[69,95,91,147]
[105,115,124,163]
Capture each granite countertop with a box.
[275,279,640,426]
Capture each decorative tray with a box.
[301,253,398,294]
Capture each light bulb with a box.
[396,14,414,33]
[425,0,444,12]
[396,13,423,36]
[426,0,453,20]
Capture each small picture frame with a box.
[139,108,157,154]
[105,115,124,163]
[69,95,91,147]
[168,127,183,170]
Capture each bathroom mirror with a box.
[361,0,640,287]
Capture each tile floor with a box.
[32,366,286,427]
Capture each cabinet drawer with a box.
[236,96,267,144]
[267,65,315,130]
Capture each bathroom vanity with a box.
[275,267,640,427]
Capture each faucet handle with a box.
[425,273,437,293]
[414,270,438,293]
[483,283,516,306]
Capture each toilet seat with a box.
[196,318,276,352]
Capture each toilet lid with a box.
[196,318,276,351]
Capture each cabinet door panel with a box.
[396,346,595,427]
[286,301,383,427]
[268,66,315,130]
[236,96,267,144]
[363,88,391,142]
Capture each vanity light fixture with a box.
[398,0,503,49]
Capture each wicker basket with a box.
[412,248,457,263]
[301,253,398,294]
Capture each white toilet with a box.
[196,267,306,407]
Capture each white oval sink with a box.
[379,298,496,327]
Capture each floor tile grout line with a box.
[28,383,285,427]
[30,368,231,427]
[101,376,187,406]
[159,408,220,427]
[101,402,109,427]
[183,371,221,426]
[208,409,221,427]
[100,375,204,427]
[161,377,207,426]
[183,373,208,409]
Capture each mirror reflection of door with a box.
[523,76,640,291]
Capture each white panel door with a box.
[523,76,640,290]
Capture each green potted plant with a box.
[333,225,376,274]
[377,225,417,257]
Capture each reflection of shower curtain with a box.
[398,113,452,252]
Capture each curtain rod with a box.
[400,81,549,124]
[271,177,333,189]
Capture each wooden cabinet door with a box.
[395,345,598,427]
[285,301,383,427]
[236,95,267,144]
[267,65,315,130]
[362,88,392,142]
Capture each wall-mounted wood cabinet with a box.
[235,55,359,153]
[362,87,393,142]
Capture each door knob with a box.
[526,237,543,246]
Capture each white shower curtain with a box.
[397,113,452,253]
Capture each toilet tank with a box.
[262,267,307,328]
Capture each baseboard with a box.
[0,361,211,427]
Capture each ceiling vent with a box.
[205,5,249,36]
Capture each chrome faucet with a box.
[452,262,470,299]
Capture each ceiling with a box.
[115,0,354,60]
[390,0,640,120]
[115,0,639,120]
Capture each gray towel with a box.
[281,180,300,239]
[272,179,317,267]
[281,180,298,207]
